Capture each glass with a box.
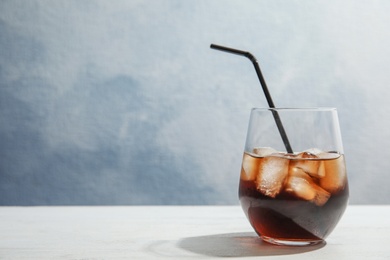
[239,108,349,246]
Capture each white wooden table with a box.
[0,205,388,259]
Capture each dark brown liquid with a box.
[239,179,349,241]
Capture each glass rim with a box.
[251,107,337,112]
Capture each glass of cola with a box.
[239,108,349,246]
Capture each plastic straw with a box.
[210,44,293,153]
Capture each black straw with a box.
[210,44,293,153]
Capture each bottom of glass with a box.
[261,236,324,246]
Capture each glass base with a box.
[261,236,323,246]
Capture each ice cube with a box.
[292,152,324,178]
[297,151,318,158]
[240,153,260,181]
[285,167,316,201]
[303,148,324,155]
[255,156,289,198]
[285,167,330,206]
[252,147,278,157]
[317,161,326,179]
[319,154,347,193]
[313,184,331,206]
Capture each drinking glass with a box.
[239,108,349,246]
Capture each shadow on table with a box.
[177,232,326,257]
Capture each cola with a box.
[239,148,349,245]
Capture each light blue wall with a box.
[1,0,389,205]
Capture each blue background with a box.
[1,0,389,205]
